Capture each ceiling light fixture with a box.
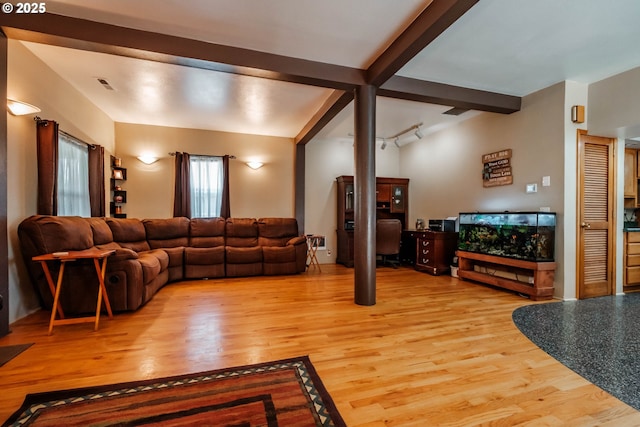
[137,155,159,164]
[347,122,423,148]
[246,161,264,170]
[7,98,41,116]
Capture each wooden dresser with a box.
[402,230,458,275]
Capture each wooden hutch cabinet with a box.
[336,175,408,267]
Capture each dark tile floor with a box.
[512,293,640,411]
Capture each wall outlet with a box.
[539,206,551,212]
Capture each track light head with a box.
[381,139,387,150]
[394,138,400,148]
[415,127,424,139]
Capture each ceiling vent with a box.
[96,78,115,91]
[443,107,469,116]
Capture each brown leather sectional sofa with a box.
[18,215,307,315]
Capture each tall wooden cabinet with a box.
[336,175,409,267]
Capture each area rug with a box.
[513,294,640,411]
[0,343,33,367]
[3,355,345,427]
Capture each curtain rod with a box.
[59,129,97,150]
[169,152,236,159]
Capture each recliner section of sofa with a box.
[18,215,307,316]
[185,217,226,279]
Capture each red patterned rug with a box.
[3,355,345,426]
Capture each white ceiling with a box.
[15,0,640,142]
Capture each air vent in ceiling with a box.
[96,78,115,91]
[443,107,469,116]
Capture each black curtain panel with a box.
[173,152,191,218]
[88,145,105,217]
[220,154,231,218]
[36,119,59,215]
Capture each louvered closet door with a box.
[577,131,615,299]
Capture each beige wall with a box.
[7,40,115,323]
[304,136,401,263]
[589,66,640,139]
[114,123,295,219]
[400,83,569,297]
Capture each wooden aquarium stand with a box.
[456,250,556,301]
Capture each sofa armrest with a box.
[103,247,139,261]
[287,236,307,246]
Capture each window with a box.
[57,133,91,217]
[189,155,224,218]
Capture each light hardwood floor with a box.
[1,264,639,426]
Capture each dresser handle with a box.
[422,240,430,246]
[422,258,429,264]
[422,249,430,255]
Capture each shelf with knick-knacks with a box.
[110,156,127,218]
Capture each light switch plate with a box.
[542,176,551,187]
[526,183,538,193]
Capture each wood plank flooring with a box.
[1,264,639,426]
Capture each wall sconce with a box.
[137,155,159,164]
[246,161,264,170]
[7,98,41,116]
[571,105,585,123]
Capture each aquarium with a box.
[457,212,556,262]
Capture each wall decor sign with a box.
[482,149,513,187]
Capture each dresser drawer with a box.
[627,266,640,285]
[628,254,640,267]
[416,238,435,267]
[628,232,640,243]
[628,242,640,255]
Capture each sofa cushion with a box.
[143,217,189,249]
[185,246,225,265]
[225,218,258,247]
[106,218,151,252]
[189,217,225,248]
[262,245,297,263]
[84,217,114,245]
[18,215,94,254]
[258,218,299,247]
[226,246,262,264]
[138,249,169,284]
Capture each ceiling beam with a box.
[0,13,366,91]
[295,90,354,145]
[366,0,479,86]
[0,3,521,146]
[379,76,521,114]
[295,0,491,144]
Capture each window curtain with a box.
[173,152,191,218]
[190,155,223,218]
[88,145,105,217]
[36,119,59,215]
[57,134,91,217]
[36,119,105,217]
[220,155,231,218]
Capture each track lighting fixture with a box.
[347,122,423,148]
